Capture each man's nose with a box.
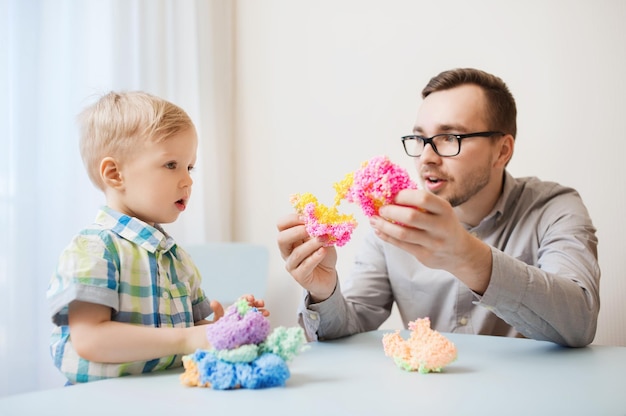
[419,141,441,162]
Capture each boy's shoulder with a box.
[69,207,173,254]
[70,209,124,245]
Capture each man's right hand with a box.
[276,213,338,303]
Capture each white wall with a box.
[233,0,626,345]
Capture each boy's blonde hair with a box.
[78,91,195,190]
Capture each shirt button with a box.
[459,316,468,326]
[309,313,318,320]
[163,292,170,299]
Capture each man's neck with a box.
[454,171,505,228]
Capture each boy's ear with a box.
[100,157,124,189]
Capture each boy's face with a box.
[109,127,198,226]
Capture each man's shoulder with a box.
[510,175,579,199]
[507,175,587,218]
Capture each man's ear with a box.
[494,134,515,168]
[100,157,124,189]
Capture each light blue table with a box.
[1,330,625,415]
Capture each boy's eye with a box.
[165,162,177,169]
[188,165,195,173]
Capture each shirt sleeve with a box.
[478,187,600,347]
[173,246,213,321]
[297,284,346,341]
[192,297,213,322]
[47,232,121,326]
[298,231,395,341]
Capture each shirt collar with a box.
[468,170,516,231]
[95,206,176,253]
[490,170,516,219]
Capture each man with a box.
[276,68,600,347]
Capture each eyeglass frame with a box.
[401,131,505,157]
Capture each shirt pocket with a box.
[162,281,193,327]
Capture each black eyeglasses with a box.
[401,131,505,157]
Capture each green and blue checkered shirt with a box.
[47,206,213,384]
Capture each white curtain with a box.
[1,0,234,396]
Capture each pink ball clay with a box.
[291,155,417,247]
[344,155,417,217]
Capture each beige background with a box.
[211,0,626,346]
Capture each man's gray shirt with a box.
[299,171,600,347]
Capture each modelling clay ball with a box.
[290,192,357,247]
[180,298,307,390]
[382,317,457,373]
[291,155,417,246]
[342,155,417,217]
[205,300,271,350]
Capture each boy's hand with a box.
[240,294,270,317]
[208,300,224,323]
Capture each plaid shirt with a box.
[47,206,212,384]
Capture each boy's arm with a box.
[193,296,266,326]
[69,295,269,363]
[68,301,210,363]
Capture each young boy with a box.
[47,91,266,384]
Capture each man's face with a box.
[412,84,501,208]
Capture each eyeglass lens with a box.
[406,135,459,157]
